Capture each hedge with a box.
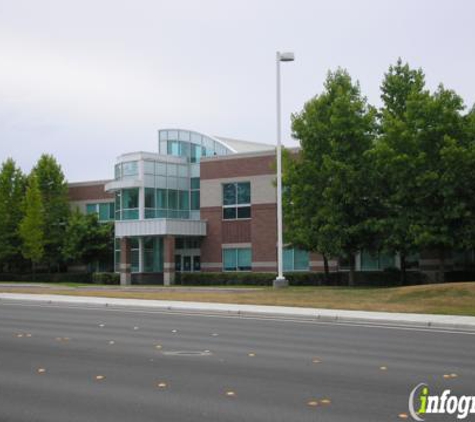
[177,270,428,287]
[92,272,120,285]
[0,272,93,283]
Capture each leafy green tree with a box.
[0,159,26,271]
[407,85,470,280]
[287,69,377,285]
[62,209,114,269]
[370,59,427,282]
[19,175,45,275]
[32,154,70,271]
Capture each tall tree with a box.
[0,159,26,271]
[62,210,114,268]
[407,85,470,280]
[32,154,70,271]
[370,59,427,283]
[19,175,45,274]
[287,69,377,285]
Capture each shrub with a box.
[0,272,93,283]
[92,272,120,285]
[177,270,427,287]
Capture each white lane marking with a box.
[0,301,475,336]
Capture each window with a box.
[222,182,251,220]
[143,237,163,272]
[122,161,138,178]
[191,177,200,211]
[85,203,115,222]
[223,248,252,271]
[360,250,396,271]
[121,189,139,220]
[283,248,309,272]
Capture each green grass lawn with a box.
[0,281,474,316]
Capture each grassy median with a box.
[1,281,475,316]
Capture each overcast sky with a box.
[1,0,474,182]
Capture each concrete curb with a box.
[1,293,475,332]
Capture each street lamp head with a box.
[278,51,295,62]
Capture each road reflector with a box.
[109,341,115,345]
[398,413,409,419]
[380,366,388,371]
[226,391,236,397]
[37,368,46,374]
[95,375,105,381]
[248,353,256,357]
[320,398,331,405]
[312,358,321,364]
[155,344,162,349]
[157,382,167,388]
[307,400,318,407]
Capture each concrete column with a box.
[120,237,132,286]
[163,236,175,286]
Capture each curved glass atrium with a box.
[111,129,233,221]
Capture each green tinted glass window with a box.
[168,190,178,209]
[86,204,97,215]
[156,189,167,208]
[223,183,236,205]
[237,248,252,271]
[179,191,189,210]
[122,189,138,209]
[223,249,237,271]
[145,188,155,208]
[191,191,200,210]
[99,203,110,221]
[191,177,200,189]
[237,182,250,204]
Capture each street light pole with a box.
[274,51,294,288]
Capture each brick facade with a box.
[68,181,114,202]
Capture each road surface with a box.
[0,301,473,421]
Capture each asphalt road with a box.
[0,301,474,422]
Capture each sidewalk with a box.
[1,292,475,332]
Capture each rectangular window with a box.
[222,182,251,220]
[121,189,139,220]
[144,161,155,174]
[145,188,155,208]
[179,190,189,211]
[98,203,111,221]
[360,250,396,271]
[191,191,200,210]
[191,177,200,189]
[168,190,178,210]
[156,189,167,208]
[222,248,252,272]
[87,203,114,221]
[283,248,309,272]
[86,203,97,215]
[122,161,138,178]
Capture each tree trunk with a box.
[400,253,407,286]
[323,254,329,285]
[439,248,446,283]
[349,253,356,287]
